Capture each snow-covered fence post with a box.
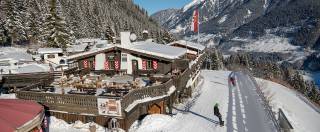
[278,108,294,132]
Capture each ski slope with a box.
[130,70,230,132]
[130,70,320,132]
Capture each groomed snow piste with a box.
[129,70,320,132]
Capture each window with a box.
[47,54,55,59]
[109,60,115,70]
[107,55,115,70]
[147,60,152,70]
[59,59,66,64]
[121,54,127,62]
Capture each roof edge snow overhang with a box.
[68,46,185,62]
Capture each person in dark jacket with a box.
[214,103,224,126]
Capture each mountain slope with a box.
[153,0,320,49]
[0,0,165,41]
[151,8,179,26]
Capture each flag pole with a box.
[197,0,200,55]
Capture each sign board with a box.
[97,98,122,117]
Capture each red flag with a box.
[191,9,199,32]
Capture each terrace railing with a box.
[2,72,54,88]
[17,91,98,114]
[121,79,174,111]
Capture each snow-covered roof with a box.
[0,47,33,62]
[67,43,88,53]
[38,48,63,54]
[129,41,187,60]
[15,64,50,73]
[169,40,205,51]
[68,41,187,60]
[67,44,114,60]
[75,38,103,43]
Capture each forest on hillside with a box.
[0,0,171,48]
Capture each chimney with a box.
[120,32,131,47]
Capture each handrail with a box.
[121,79,174,111]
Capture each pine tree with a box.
[43,0,73,51]
[105,26,115,43]
[4,0,27,45]
[0,23,5,45]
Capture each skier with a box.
[214,103,224,126]
[230,77,236,86]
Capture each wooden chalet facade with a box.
[67,41,189,77]
[14,32,207,131]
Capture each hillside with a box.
[153,0,320,50]
[0,0,166,45]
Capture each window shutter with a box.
[142,60,147,70]
[153,60,158,70]
[115,60,120,70]
[83,60,88,68]
[104,61,109,70]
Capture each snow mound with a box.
[0,94,16,99]
[129,114,177,132]
[50,116,106,132]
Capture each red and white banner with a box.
[153,60,158,70]
[83,60,88,68]
[115,60,120,70]
[104,61,109,70]
[142,60,147,70]
[191,9,199,33]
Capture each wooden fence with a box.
[1,72,54,88]
[121,79,174,111]
[17,91,98,114]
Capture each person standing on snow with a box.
[214,103,224,126]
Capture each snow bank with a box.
[49,116,107,132]
[130,114,177,132]
[256,79,320,132]
[0,94,16,99]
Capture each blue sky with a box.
[133,0,191,15]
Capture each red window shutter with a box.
[142,60,147,70]
[153,60,158,70]
[83,60,88,68]
[104,61,109,70]
[115,60,120,70]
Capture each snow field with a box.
[256,79,320,132]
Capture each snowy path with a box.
[130,70,230,132]
[227,72,275,132]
